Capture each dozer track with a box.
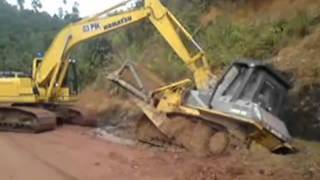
[136,114,232,156]
[0,105,56,133]
[134,98,232,156]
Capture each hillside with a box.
[1,0,320,139]
[199,0,320,140]
[0,0,65,72]
[273,27,320,140]
[0,0,101,86]
[1,1,320,180]
[103,0,320,140]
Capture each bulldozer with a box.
[107,60,295,155]
[0,0,295,154]
[104,1,296,154]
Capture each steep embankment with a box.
[201,0,320,25]
[197,0,320,140]
[273,27,320,140]
[80,0,320,142]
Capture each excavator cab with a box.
[32,57,79,96]
[65,59,79,96]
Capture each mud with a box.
[160,117,213,157]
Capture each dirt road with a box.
[0,126,230,180]
[1,125,319,180]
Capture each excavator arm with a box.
[35,0,212,102]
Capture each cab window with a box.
[255,81,281,114]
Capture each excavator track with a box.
[55,105,97,127]
[0,106,56,133]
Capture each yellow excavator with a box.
[0,0,295,154]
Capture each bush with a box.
[200,12,316,67]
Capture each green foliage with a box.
[31,0,42,12]
[163,0,202,31]
[0,0,317,88]
[64,1,80,22]
[56,0,80,22]
[73,39,114,87]
[0,1,110,87]
[191,0,213,10]
[0,1,65,72]
[58,7,64,19]
[200,12,315,66]
[71,1,79,16]
[17,0,25,10]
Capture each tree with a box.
[135,0,143,8]
[58,7,64,19]
[72,1,79,17]
[0,0,65,72]
[17,0,25,10]
[31,0,42,12]
[64,1,80,22]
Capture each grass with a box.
[87,9,318,88]
[200,11,315,67]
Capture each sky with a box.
[6,0,127,17]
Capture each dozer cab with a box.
[107,60,295,155]
[186,60,293,153]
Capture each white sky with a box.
[6,0,126,17]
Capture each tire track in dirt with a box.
[6,134,78,180]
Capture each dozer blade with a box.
[0,106,56,133]
[107,62,232,156]
[136,114,169,147]
[133,97,230,156]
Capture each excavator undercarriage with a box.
[0,103,96,133]
[107,60,296,155]
[0,106,56,133]
[0,70,96,133]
